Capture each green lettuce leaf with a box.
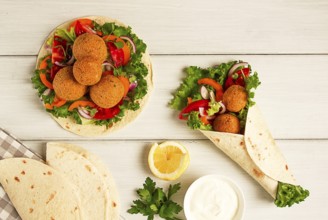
[55,27,76,43]
[245,71,261,107]
[274,182,310,207]
[187,111,212,130]
[169,62,235,111]
[207,98,222,116]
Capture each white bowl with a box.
[184,175,245,220]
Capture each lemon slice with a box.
[148,141,190,181]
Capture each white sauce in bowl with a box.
[184,175,244,220]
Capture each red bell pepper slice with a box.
[224,67,250,89]
[93,105,121,120]
[50,35,67,80]
[70,19,94,36]
[179,99,210,120]
[107,42,125,67]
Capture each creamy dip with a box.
[185,175,241,220]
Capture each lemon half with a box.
[148,141,190,181]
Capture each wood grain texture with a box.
[25,139,327,220]
[0,0,327,55]
[0,1,326,219]
[0,55,327,139]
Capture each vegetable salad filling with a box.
[169,61,261,134]
[32,18,149,128]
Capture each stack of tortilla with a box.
[0,142,120,220]
[201,105,296,199]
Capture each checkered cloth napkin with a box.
[0,128,43,220]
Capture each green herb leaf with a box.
[101,22,115,35]
[274,182,310,207]
[167,183,181,200]
[114,41,124,49]
[113,26,130,36]
[128,177,182,220]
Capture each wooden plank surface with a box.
[0,55,327,140]
[25,139,327,220]
[0,0,327,219]
[0,0,328,55]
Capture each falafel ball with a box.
[73,59,102,86]
[53,66,87,101]
[222,85,247,112]
[72,33,107,62]
[90,75,124,108]
[213,113,240,134]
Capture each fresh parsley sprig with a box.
[127,177,183,220]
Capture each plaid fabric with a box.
[0,128,43,220]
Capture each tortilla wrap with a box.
[36,16,153,136]
[47,142,120,220]
[201,104,296,198]
[0,158,83,220]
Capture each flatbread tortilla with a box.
[46,142,120,220]
[201,104,296,198]
[46,143,116,220]
[0,158,83,219]
[36,16,153,136]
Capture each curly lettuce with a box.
[187,111,212,130]
[274,182,310,207]
[169,61,236,111]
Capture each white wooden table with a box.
[1,0,328,219]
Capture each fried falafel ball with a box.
[72,33,107,62]
[222,85,247,112]
[90,75,124,108]
[73,58,102,86]
[213,113,240,134]
[53,66,87,101]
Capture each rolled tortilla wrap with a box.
[201,105,300,200]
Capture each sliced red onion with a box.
[228,62,248,76]
[209,90,215,101]
[43,88,51,96]
[84,25,97,34]
[123,96,131,101]
[200,86,209,99]
[120,36,136,53]
[199,107,216,120]
[219,101,226,114]
[78,107,93,119]
[40,88,51,101]
[45,45,52,53]
[102,62,115,71]
[129,82,138,91]
[199,107,206,117]
[54,61,67,67]
[66,54,75,65]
